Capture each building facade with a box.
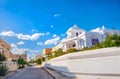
[0,38,27,62]
[0,38,11,61]
[42,48,52,56]
[53,25,120,51]
[35,54,42,59]
[11,54,27,61]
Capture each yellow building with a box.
[11,54,27,61]
[0,38,11,61]
[35,54,42,59]
[42,48,52,56]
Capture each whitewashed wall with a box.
[43,47,120,79]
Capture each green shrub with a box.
[66,48,78,53]
[36,58,42,65]
[54,48,63,57]
[0,53,6,63]
[92,34,120,48]
[17,58,27,68]
[103,34,120,47]
[0,65,8,76]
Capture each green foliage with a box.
[35,57,46,65]
[0,65,8,76]
[12,59,17,62]
[103,34,120,47]
[92,34,120,48]
[0,53,6,62]
[36,58,42,65]
[54,48,63,57]
[41,57,45,62]
[17,58,27,68]
[29,59,36,63]
[48,55,54,60]
[66,48,78,53]
[0,53,7,76]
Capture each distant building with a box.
[0,38,27,62]
[53,25,120,51]
[11,54,27,61]
[42,48,52,56]
[0,38,11,61]
[35,54,42,59]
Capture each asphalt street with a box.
[4,66,54,79]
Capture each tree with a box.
[0,53,8,76]
[17,58,27,68]
[92,34,120,48]
[103,34,120,47]
[0,53,6,64]
[36,58,42,65]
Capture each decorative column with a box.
[79,39,82,49]
[63,44,67,51]
[75,40,79,50]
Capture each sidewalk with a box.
[0,67,24,79]
[42,67,78,79]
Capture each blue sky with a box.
[0,0,120,59]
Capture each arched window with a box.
[72,43,76,47]
[91,38,99,45]
[76,32,78,36]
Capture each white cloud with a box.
[54,13,61,17]
[10,44,40,59]
[50,25,54,28]
[53,34,57,38]
[0,30,15,37]
[61,33,66,37]
[17,41,24,45]
[37,42,43,46]
[11,43,17,48]
[46,32,50,35]
[31,29,38,32]
[16,33,45,40]
[44,36,60,45]
[0,30,49,40]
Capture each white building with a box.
[53,24,120,51]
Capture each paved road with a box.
[5,66,54,79]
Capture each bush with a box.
[36,58,42,65]
[92,34,120,48]
[17,58,27,68]
[54,48,63,57]
[66,48,78,53]
[0,65,8,76]
[0,53,6,63]
[103,34,120,47]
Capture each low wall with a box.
[6,62,18,72]
[43,47,120,79]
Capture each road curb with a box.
[42,67,78,79]
[41,67,56,79]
